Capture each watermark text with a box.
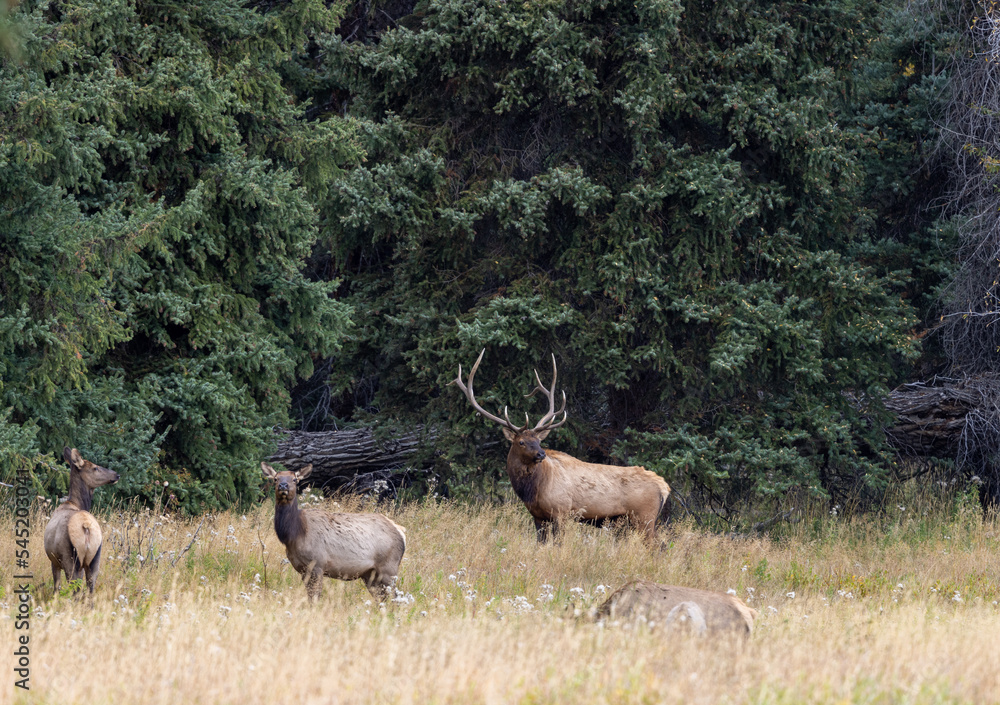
[12,471,33,690]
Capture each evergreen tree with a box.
[301,0,934,515]
[0,0,356,510]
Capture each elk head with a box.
[63,447,120,490]
[451,349,568,465]
[261,463,313,504]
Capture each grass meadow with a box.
[2,488,1000,704]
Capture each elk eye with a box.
[518,441,524,446]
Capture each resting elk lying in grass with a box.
[43,447,119,594]
[596,580,758,636]
[261,463,406,601]
[452,350,671,543]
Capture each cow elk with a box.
[596,580,757,636]
[261,462,407,601]
[452,350,671,543]
[43,447,120,594]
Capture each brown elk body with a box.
[453,350,671,543]
[596,580,758,636]
[262,463,406,601]
[43,447,119,593]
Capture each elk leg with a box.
[635,515,654,542]
[364,572,393,602]
[84,545,102,593]
[533,518,552,543]
[51,561,62,593]
[303,561,322,601]
[65,555,84,590]
[627,510,658,546]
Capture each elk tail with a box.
[657,486,672,527]
[68,512,101,570]
[74,525,91,572]
[389,519,407,551]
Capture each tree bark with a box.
[883,376,1000,511]
[883,379,984,458]
[268,426,437,493]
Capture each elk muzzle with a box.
[91,466,120,487]
[275,478,295,502]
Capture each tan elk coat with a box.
[262,463,406,600]
[453,349,671,542]
[597,581,758,636]
[43,447,119,593]
[507,446,670,541]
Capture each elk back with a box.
[597,580,756,635]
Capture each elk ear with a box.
[295,464,313,481]
[535,429,551,441]
[501,427,516,442]
[64,447,82,467]
[261,462,277,479]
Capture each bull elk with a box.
[261,463,407,601]
[43,447,120,594]
[596,580,758,636]
[452,350,671,543]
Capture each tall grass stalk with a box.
[2,492,998,704]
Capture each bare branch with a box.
[170,518,204,568]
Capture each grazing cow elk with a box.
[596,581,757,636]
[43,447,120,594]
[261,462,406,601]
[452,350,671,543]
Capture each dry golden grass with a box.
[3,492,1000,704]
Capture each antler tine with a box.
[531,353,568,431]
[537,391,568,432]
[502,406,529,433]
[450,349,517,429]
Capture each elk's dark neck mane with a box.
[68,472,93,512]
[274,498,305,545]
[506,448,540,505]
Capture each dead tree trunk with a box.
[268,427,437,495]
[884,380,982,458]
[267,377,1000,507]
[883,376,1000,510]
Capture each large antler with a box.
[452,349,568,434]
[525,353,568,432]
[450,349,522,431]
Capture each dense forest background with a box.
[2,0,997,522]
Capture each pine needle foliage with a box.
[304,0,944,514]
[0,0,957,517]
[1,0,357,510]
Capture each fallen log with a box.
[883,376,1000,509]
[883,379,985,458]
[267,426,437,494]
[267,377,1000,505]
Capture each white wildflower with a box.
[511,596,533,612]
